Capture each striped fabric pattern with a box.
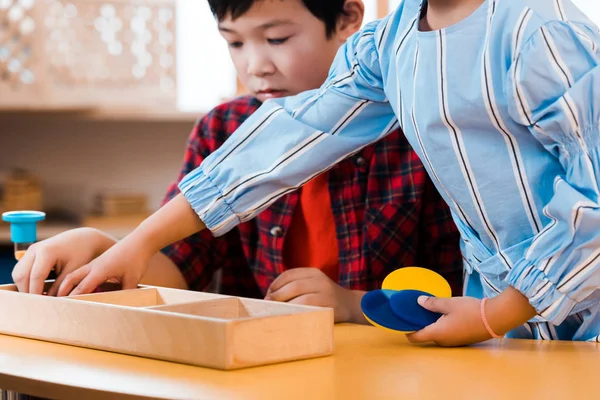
[163,96,464,299]
[179,0,600,340]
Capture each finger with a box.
[417,295,453,314]
[69,267,111,296]
[47,269,72,297]
[267,277,316,302]
[121,274,139,291]
[267,268,317,295]
[58,265,92,297]
[11,248,37,293]
[29,250,57,295]
[289,293,323,307]
[406,319,444,344]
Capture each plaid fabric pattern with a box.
[162,96,463,298]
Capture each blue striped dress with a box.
[179,0,600,341]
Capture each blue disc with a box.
[361,289,423,332]
[389,289,443,330]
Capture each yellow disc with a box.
[382,266,452,298]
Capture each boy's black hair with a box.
[207,0,348,38]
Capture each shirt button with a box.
[355,156,366,167]
[270,226,284,237]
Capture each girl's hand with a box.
[406,296,493,347]
[57,234,155,296]
[407,287,537,347]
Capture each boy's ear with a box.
[335,0,365,41]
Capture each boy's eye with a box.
[267,37,290,45]
[228,41,243,49]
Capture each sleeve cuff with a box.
[178,167,241,237]
[507,260,577,325]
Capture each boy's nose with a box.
[247,55,276,77]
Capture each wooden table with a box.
[0,324,596,399]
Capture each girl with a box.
[55,0,600,346]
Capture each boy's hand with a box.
[12,228,116,296]
[265,268,366,324]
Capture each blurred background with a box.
[0,0,598,281]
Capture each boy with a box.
[12,0,462,323]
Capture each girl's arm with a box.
[408,18,600,347]
[501,20,600,326]
[61,19,399,296]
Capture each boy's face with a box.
[218,0,363,102]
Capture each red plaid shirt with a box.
[162,96,463,298]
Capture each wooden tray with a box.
[0,283,334,370]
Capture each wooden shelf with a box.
[0,224,77,244]
[0,107,204,124]
[79,107,204,123]
[0,223,136,245]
